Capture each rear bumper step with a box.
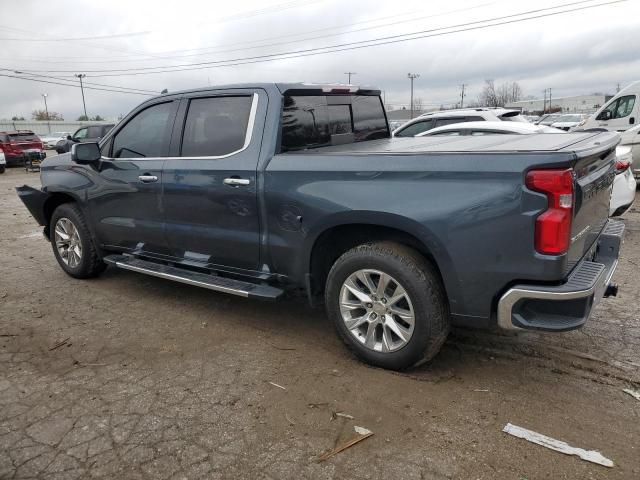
[103,254,283,301]
[497,219,624,332]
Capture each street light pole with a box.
[407,73,420,119]
[344,72,356,84]
[41,93,50,133]
[75,74,88,119]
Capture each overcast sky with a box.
[0,0,638,120]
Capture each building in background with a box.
[506,93,613,115]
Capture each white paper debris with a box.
[623,388,640,401]
[354,426,372,436]
[268,381,286,390]
[503,423,613,468]
[336,412,354,420]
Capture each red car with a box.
[0,130,46,166]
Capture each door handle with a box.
[138,174,158,183]
[223,177,250,186]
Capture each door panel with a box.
[162,91,266,271]
[88,99,179,254]
[89,158,167,253]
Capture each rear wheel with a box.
[50,203,105,279]
[0,166,5,174]
[325,242,449,370]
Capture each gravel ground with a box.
[1,167,639,480]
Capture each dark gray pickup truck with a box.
[17,83,624,370]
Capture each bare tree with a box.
[32,110,63,121]
[477,80,523,107]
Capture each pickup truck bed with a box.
[16,83,624,370]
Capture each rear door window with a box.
[181,96,253,157]
[434,118,465,127]
[395,119,434,137]
[87,126,104,138]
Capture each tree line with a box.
[11,111,105,121]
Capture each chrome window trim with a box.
[101,92,259,162]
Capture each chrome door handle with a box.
[223,177,250,186]
[138,175,158,183]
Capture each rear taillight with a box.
[526,169,574,255]
[615,160,631,173]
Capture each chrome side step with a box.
[103,254,283,301]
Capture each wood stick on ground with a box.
[316,427,373,462]
[49,337,70,351]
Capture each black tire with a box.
[50,203,106,279]
[0,166,4,174]
[325,242,449,370]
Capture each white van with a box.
[580,81,640,132]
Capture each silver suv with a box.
[393,108,526,137]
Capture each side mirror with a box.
[66,135,73,140]
[71,142,101,164]
[597,111,611,121]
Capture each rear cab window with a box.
[8,132,38,141]
[280,94,389,151]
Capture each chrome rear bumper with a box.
[497,220,624,331]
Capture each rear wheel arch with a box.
[307,221,450,301]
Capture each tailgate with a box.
[567,132,619,270]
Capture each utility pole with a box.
[41,93,50,133]
[459,83,467,109]
[344,72,356,84]
[75,74,88,120]
[616,83,621,93]
[407,73,420,119]
[548,88,552,113]
[542,89,547,114]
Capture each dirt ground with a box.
[1,166,639,480]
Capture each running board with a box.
[103,254,283,301]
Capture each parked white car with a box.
[416,121,563,137]
[38,132,71,149]
[619,124,640,181]
[551,114,588,131]
[393,108,526,137]
[0,149,5,174]
[610,145,636,216]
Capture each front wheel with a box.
[0,165,5,174]
[50,203,106,279]
[325,242,449,370]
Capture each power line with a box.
[7,69,159,94]
[0,73,151,96]
[12,0,625,77]
[0,1,498,65]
